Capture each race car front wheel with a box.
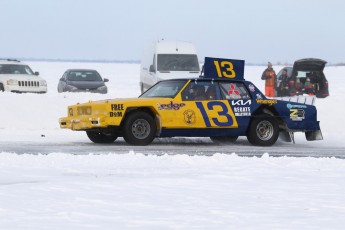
[86,131,117,143]
[247,116,279,146]
[123,111,156,146]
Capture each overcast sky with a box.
[1,0,344,64]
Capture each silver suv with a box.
[0,59,47,93]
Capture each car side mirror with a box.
[60,77,65,81]
[149,65,155,73]
[34,71,39,76]
[104,78,109,82]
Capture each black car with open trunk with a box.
[276,58,329,98]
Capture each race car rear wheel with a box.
[210,136,238,144]
[0,83,4,92]
[123,111,156,146]
[247,116,279,146]
[86,131,117,143]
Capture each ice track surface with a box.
[2,137,345,158]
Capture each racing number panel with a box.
[195,100,238,128]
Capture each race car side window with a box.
[182,81,221,101]
[140,79,188,98]
[219,82,251,100]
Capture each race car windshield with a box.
[157,54,200,72]
[0,64,34,75]
[140,80,188,98]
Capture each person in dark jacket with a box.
[277,68,290,97]
[261,62,276,97]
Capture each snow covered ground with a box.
[1,62,345,229]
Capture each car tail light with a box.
[324,81,328,88]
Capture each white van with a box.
[140,40,200,93]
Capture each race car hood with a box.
[293,58,327,72]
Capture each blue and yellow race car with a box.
[59,57,323,146]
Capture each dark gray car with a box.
[58,69,108,94]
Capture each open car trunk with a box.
[293,58,327,72]
[291,58,329,98]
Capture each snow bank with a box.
[1,152,345,229]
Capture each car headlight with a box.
[7,79,18,85]
[77,106,92,115]
[68,108,74,116]
[97,85,107,92]
[40,80,47,86]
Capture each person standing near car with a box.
[277,68,290,97]
[261,62,276,97]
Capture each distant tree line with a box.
[2,57,345,66]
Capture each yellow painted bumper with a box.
[59,115,118,130]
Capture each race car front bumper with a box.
[59,115,113,131]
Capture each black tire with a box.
[247,116,279,146]
[86,131,117,143]
[210,136,238,144]
[123,111,156,146]
[0,83,4,92]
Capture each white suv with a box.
[0,59,47,93]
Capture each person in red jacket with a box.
[261,62,277,97]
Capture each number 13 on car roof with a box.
[202,57,245,80]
